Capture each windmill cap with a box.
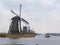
[11,16,20,20]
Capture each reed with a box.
[0,33,35,38]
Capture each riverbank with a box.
[0,33,35,38]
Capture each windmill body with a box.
[8,15,29,34]
[8,16,20,34]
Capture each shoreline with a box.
[0,33,35,38]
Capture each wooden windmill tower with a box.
[8,4,29,34]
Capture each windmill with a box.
[8,4,29,34]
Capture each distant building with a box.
[45,33,60,36]
[23,26,27,34]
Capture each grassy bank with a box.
[0,33,35,38]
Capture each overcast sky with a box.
[0,0,60,33]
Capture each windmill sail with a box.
[11,9,18,16]
[21,18,29,24]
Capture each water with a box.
[0,35,60,45]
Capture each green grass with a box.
[0,33,7,37]
[0,33,35,38]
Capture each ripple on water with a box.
[0,44,25,45]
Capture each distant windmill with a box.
[8,4,29,34]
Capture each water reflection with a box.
[0,38,25,45]
[7,38,17,44]
[1,44,24,45]
[0,38,26,45]
[0,35,60,45]
[0,37,39,45]
[6,38,26,45]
